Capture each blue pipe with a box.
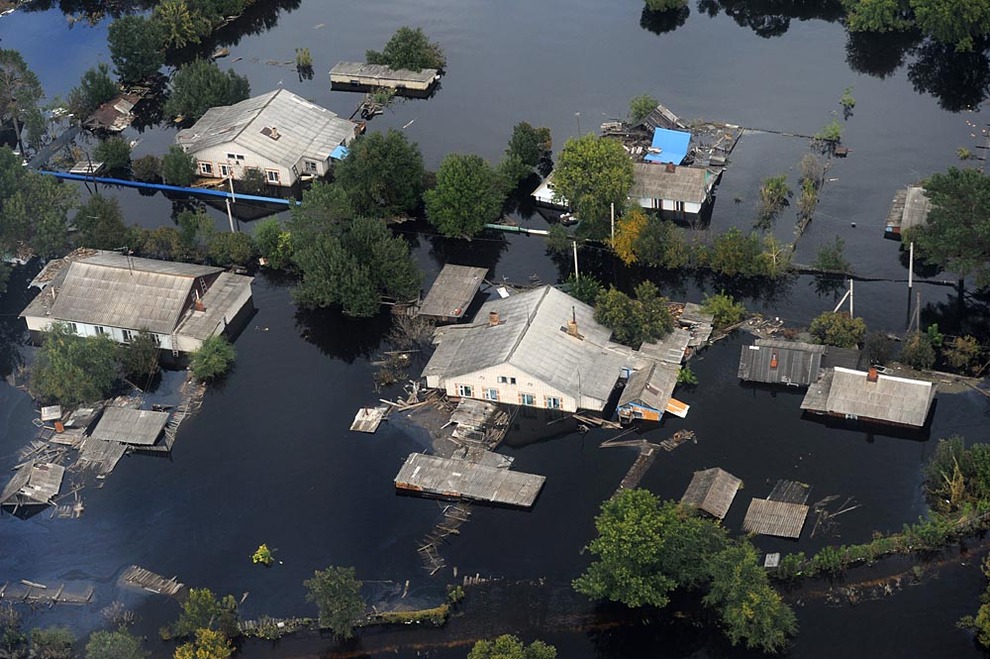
[37,170,299,206]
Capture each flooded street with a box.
[1,1,990,657]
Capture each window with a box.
[545,396,562,410]
[198,162,213,175]
[121,329,134,343]
[520,393,535,406]
[151,334,161,347]
[219,164,231,177]
[456,384,473,397]
[67,322,78,334]
[236,154,245,161]
[95,326,108,336]
[266,169,280,183]
[304,160,318,172]
[675,201,685,212]
[484,388,499,402]
[497,376,508,384]
[510,377,517,385]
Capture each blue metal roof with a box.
[330,145,349,160]
[644,128,691,165]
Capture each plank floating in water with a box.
[120,565,185,598]
[351,405,388,433]
[394,453,545,508]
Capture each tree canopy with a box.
[552,134,633,239]
[108,15,165,84]
[629,93,659,123]
[164,59,250,120]
[75,194,128,251]
[85,629,147,659]
[172,588,240,640]
[173,628,233,659]
[905,167,990,288]
[0,49,43,152]
[593,281,675,349]
[304,566,365,639]
[190,336,236,382]
[808,311,866,348]
[843,0,990,50]
[66,63,119,120]
[366,26,446,71]
[334,130,425,219]
[30,323,119,406]
[467,635,557,659]
[162,146,197,186]
[425,153,504,238]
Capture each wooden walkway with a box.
[0,580,94,606]
[395,453,545,508]
[120,565,185,598]
[614,445,657,496]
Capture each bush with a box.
[94,137,132,173]
[253,218,292,270]
[252,544,274,566]
[163,59,250,121]
[366,26,446,71]
[813,236,851,273]
[172,588,239,640]
[677,365,698,385]
[863,330,891,365]
[190,336,236,382]
[239,168,268,195]
[944,335,982,374]
[208,231,255,267]
[304,566,365,639]
[629,93,658,123]
[563,273,603,306]
[31,323,119,406]
[815,117,843,142]
[132,154,161,182]
[645,0,687,10]
[85,629,146,659]
[119,330,161,384]
[30,626,75,659]
[809,545,844,576]
[900,331,936,370]
[702,291,745,330]
[162,146,196,186]
[808,311,866,348]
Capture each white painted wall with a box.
[438,363,578,412]
[23,316,176,350]
[185,140,300,187]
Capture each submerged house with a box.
[800,366,936,428]
[329,61,440,94]
[738,339,827,387]
[630,162,716,219]
[616,360,682,422]
[20,250,254,354]
[884,185,930,239]
[176,88,360,187]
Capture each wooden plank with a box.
[743,498,809,538]
[395,453,544,508]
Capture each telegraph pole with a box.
[572,240,580,281]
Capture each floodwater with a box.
[2,1,990,657]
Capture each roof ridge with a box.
[233,88,282,143]
[504,285,551,363]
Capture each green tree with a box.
[704,542,798,653]
[190,337,236,382]
[119,330,160,384]
[467,635,557,659]
[366,26,446,71]
[844,0,913,33]
[334,130,425,219]
[304,566,365,639]
[634,217,692,269]
[709,227,764,277]
[612,208,648,265]
[8,174,78,258]
[85,629,147,659]
[173,628,233,659]
[573,489,729,608]
[864,330,892,365]
[755,174,791,229]
[132,154,162,182]
[162,146,197,186]
[154,0,201,50]
[505,122,551,170]
[425,153,504,238]
[238,168,268,195]
[173,588,239,640]
[702,291,746,329]
[910,0,990,51]
[544,224,570,254]
[629,93,658,123]
[944,335,982,374]
[901,331,937,369]
[814,117,843,142]
[108,15,165,84]
[29,626,75,659]
[904,168,990,288]
[31,323,119,406]
[163,59,250,121]
[813,236,851,273]
[75,194,128,250]
[0,49,43,153]
[563,273,603,306]
[593,281,674,349]
[252,218,292,270]
[0,602,24,658]
[808,311,867,348]
[207,231,255,267]
[552,133,634,239]
[645,0,687,10]
[66,63,119,120]
[94,136,132,173]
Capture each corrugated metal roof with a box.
[417,264,488,319]
[630,163,712,204]
[738,339,825,386]
[618,361,680,410]
[176,89,357,168]
[801,366,935,427]
[330,61,438,83]
[644,127,691,165]
[423,286,628,406]
[90,407,170,445]
[681,467,742,519]
[901,186,931,232]
[638,328,691,365]
[175,272,254,340]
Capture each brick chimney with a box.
[665,163,676,173]
[566,306,581,338]
[194,299,206,312]
[867,367,879,383]
[770,352,778,369]
[488,310,500,327]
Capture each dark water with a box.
[2,2,990,657]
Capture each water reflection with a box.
[908,40,990,113]
[639,5,690,35]
[426,230,510,276]
[697,0,844,39]
[293,305,392,362]
[845,29,920,79]
[23,0,155,21]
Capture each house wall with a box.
[634,197,703,215]
[173,282,255,353]
[438,364,578,412]
[184,140,298,187]
[22,316,178,350]
[330,73,435,91]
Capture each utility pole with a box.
[908,241,914,292]
[575,112,582,136]
[849,278,854,318]
[226,175,237,232]
[610,202,615,241]
[572,240,579,281]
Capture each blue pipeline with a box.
[37,170,299,206]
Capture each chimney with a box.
[566,306,580,338]
[867,367,879,383]
[194,299,206,312]
[488,310,500,327]
[665,162,676,173]
[769,353,778,369]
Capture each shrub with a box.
[900,331,936,370]
[239,168,268,195]
[814,117,843,142]
[190,336,236,382]
[944,335,982,374]
[208,231,255,267]
[702,291,745,330]
[863,330,891,365]
[31,323,118,406]
[629,93,659,123]
[93,136,132,173]
[813,236,851,273]
[162,146,196,186]
[253,218,292,270]
[808,311,866,348]
[252,544,274,566]
[132,154,161,182]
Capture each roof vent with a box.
[261,126,281,140]
[867,367,879,383]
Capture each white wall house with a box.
[176,88,359,188]
[20,250,254,354]
[630,162,716,218]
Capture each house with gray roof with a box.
[423,286,653,413]
[630,162,717,219]
[738,339,827,387]
[800,366,936,428]
[176,88,360,187]
[20,250,253,354]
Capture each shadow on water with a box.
[696,0,845,39]
[639,5,690,35]
[293,305,392,362]
[908,39,990,112]
[426,231,509,278]
[21,0,155,20]
[845,29,921,79]
[799,402,937,443]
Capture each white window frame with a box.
[304,160,319,172]
[199,162,213,175]
[545,396,562,410]
[484,388,499,402]
[121,329,134,343]
[94,326,108,337]
[265,169,280,183]
[456,384,473,397]
[67,322,78,334]
[520,393,535,406]
[219,163,231,177]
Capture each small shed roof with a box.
[1,462,65,506]
[40,405,62,422]
[901,186,931,232]
[638,328,691,365]
[330,61,438,84]
[644,127,691,165]
[394,453,545,508]
[174,271,254,341]
[680,302,715,325]
[743,498,809,538]
[681,467,742,519]
[801,366,935,427]
[738,339,825,386]
[417,264,489,320]
[91,407,170,446]
[618,361,680,411]
[630,163,713,204]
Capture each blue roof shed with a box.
[644,128,691,165]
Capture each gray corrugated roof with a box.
[681,467,742,519]
[901,186,931,232]
[801,367,935,427]
[91,407,170,445]
[738,339,825,386]
[630,163,711,204]
[618,361,680,409]
[638,328,691,365]
[423,286,628,405]
[175,272,254,340]
[417,264,488,319]
[176,89,357,168]
[330,61,438,83]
